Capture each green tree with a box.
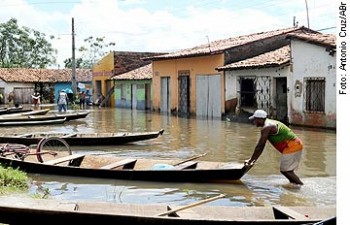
[64,36,115,69]
[63,57,84,69]
[0,18,56,68]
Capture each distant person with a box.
[245,109,304,186]
[8,91,14,107]
[31,91,41,108]
[79,91,86,109]
[85,90,92,106]
[57,90,68,113]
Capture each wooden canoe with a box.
[0,106,32,115]
[0,110,89,122]
[0,108,50,117]
[0,153,253,183]
[0,129,165,145]
[0,117,66,126]
[50,110,90,121]
[0,196,336,225]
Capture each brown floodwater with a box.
[5,107,336,207]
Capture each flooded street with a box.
[5,107,336,207]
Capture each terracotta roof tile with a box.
[287,33,336,47]
[0,68,92,83]
[112,64,152,80]
[146,26,311,60]
[217,46,290,71]
[112,51,165,75]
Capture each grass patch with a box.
[0,165,30,195]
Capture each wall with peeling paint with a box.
[288,40,336,129]
[225,66,290,115]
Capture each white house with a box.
[217,33,336,129]
[287,33,336,129]
[217,46,291,123]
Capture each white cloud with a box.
[0,0,336,68]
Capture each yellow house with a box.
[151,55,224,118]
[92,51,163,107]
[92,52,115,107]
[146,26,315,119]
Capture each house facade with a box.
[217,46,291,123]
[217,33,336,129]
[147,26,316,119]
[287,33,336,129]
[92,51,164,107]
[151,54,224,118]
[0,68,92,105]
[113,64,152,110]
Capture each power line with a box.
[316,27,336,32]
[0,1,96,8]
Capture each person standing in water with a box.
[245,109,304,185]
[57,90,68,113]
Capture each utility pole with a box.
[71,17,77,96]
[304,0,310,28]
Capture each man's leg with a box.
[280,151,303,185]
[281,171,303,185]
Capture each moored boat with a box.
[0,152,253,183]
[0,106,32,115]
[0,108,50,117]
[0,117,66,126]
[0,196,336,225]
[49,110,90,121]
[0,129,165,146]
[0,110,89,123]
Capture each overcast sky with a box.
[0,0,336,68]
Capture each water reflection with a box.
[29,173,335,207]
[4,107,336,207]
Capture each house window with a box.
[240,78,256,107]
[305,77,325,112]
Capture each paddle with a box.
[172,152,207,166]
[156,194,226,216]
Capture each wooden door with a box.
[275,77,288,122]
[161,77,171,113]
[178,74,190,116]
[196,74,221,118]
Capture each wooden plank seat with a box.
[174,161,198,170]
[60,133,78,138]
[100,158,137,170]
[273,206,309,220]
[15,133,33,138]
[43,154,85,167]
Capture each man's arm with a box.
[246,126,273,165]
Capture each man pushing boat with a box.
[245,109,304,186]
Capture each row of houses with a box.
[93,26,336,129]
[0,26,336,129]
[0,69,92,104]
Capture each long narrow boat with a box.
[0,196,336,225]
[0,108,50,117]
[0,117,66,126]
[0,153,253,183]
[0,106,32,115]
[49,110,90,121]
[0,129,165,145]
[0,110,89,123]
